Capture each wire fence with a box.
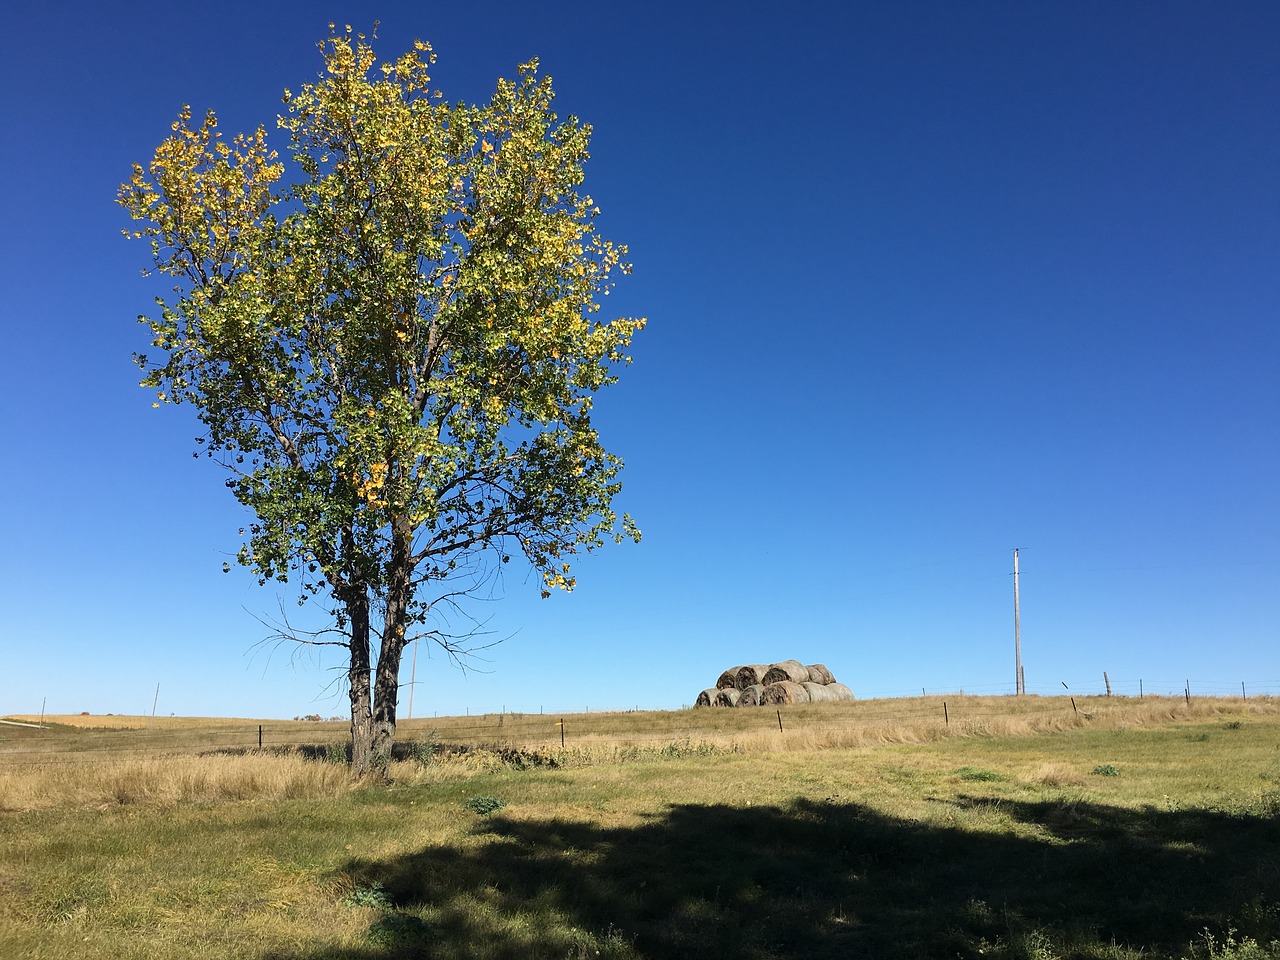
[862,677,1280,700]
[3,679,1275,767]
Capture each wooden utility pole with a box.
[1013,548,1024,695]
[406,639,419,719]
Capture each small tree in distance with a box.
[119,26,644,776]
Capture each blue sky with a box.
[1,1,1276,718]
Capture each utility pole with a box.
[406,639,419,719]
[1013,548,1024,695]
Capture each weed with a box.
[1031,763,1086,788]
[366,912,433,947]
[1225,721,1245,731]
[1009,929,1063,960]
[406,730,439,766]
[463,795,506,815]
[659,739,721,759]
[564,922,637,959]
[325,741,348,765]
[962,898,997,924]
[342,881,392,910]
[1186,928,1280,959]
[956,766,1006,782]
[1093,764,1121,777]
[40,878,108,924]
[491,745,559,768]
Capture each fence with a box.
[2,683,1275,768]
[859,677,1280,700]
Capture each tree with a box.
[119,27,643,775]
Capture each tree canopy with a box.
[119,27,643,773]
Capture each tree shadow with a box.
[270,793,1280,959]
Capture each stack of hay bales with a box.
[694,661,852,707]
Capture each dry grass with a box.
[1029,761,1089,788]
[3,695,1276,813]
[464,694,1278,760]
[0,753,357,811]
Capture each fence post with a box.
[258,724,263,750]
[777,710,784,733]
[943,701,949,725]
[1242,682,1246,699]
[1139,679,1143,699]
[560,719,565,749]
[1071,697,1078,717]
[1103,672,1111,697]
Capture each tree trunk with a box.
[371,636,403,766]
[369,523,414,769]
[345,591,376,777]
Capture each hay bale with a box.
[804,663,835,685]
[762,660,810,685]
[716,668,742,690]
[738,684,764,707]
[803,681,836,702]
[825,682,855,701]
[713,688,742,708]
[695,688,718,708]
[734,664,772,690]
[760,680,809,706]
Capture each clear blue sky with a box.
[1,1,1276,718]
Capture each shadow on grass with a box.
[271,794,1280,960]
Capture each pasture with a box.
[1,695,1278,959]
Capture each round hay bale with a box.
[716,668,742,690]
[762,660,809,685]
[738,684,764,707]
[713,687,742,708]
[734,664,772,690]
[802,681,836,702]
[760,680,809,706]
[825,682,855,701]
[805,663,835,685]
[695,687,718,708]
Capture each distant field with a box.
[1,696,1278,959]
[6,691,1271,764]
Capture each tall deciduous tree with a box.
[119,28,643,775]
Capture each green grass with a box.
[2,699,1278,959]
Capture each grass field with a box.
[2,695,1278,959]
